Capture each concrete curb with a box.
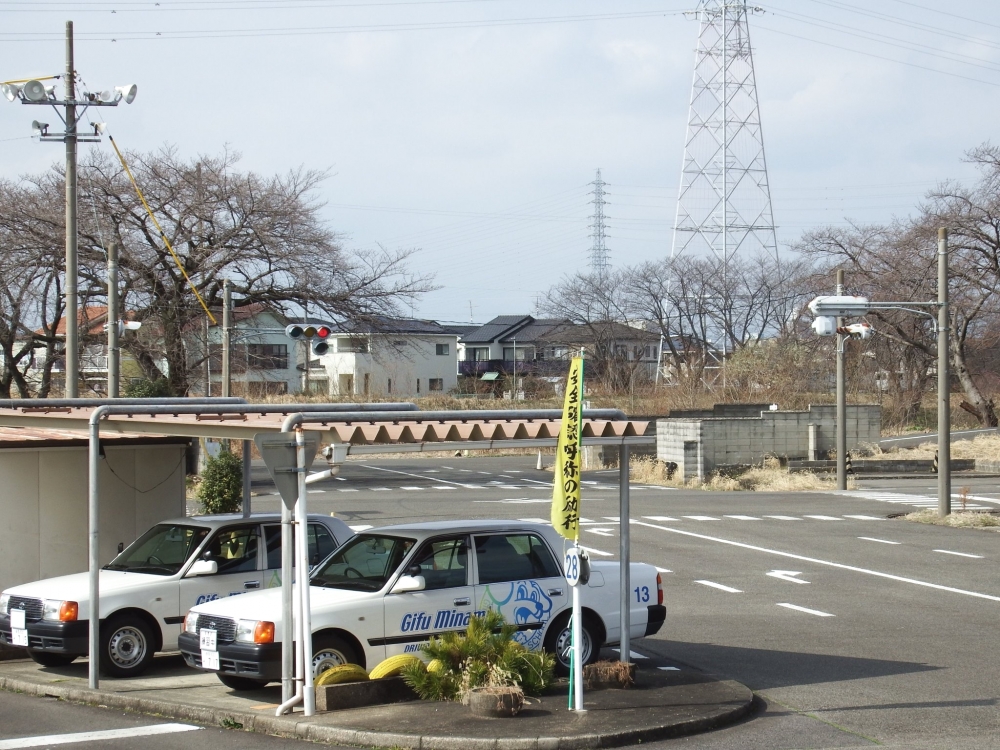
[0,674,754,749]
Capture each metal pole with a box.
[938,228,951,517]
[203,317,210,397]
[222,280,232,398]
[296,428,316,716]
[87,405,110,689]
[107,243,119,398]
[280,480,294,705]
[836,269,847,491]
[65,21,79,398]
[242,441,252,518]
[618,444,630,664]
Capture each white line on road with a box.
[858,537,901,545]
[725,515,760,521]
[764,515,801,521]
[643,516,678,522]
[611,648,648,659]
[0,723,201,749]
[654,566,672,573]
[518,518,549,523]
[337,488,358,493]
[632,520,1000,603]
[581,546,614,557]
[804,515,842,521]
[349,524,374,531]
[432,486,457,490]
[934,549,984,559]
[519,477,553,486]
[361,463,470,488]
[767,570,809,584]
[585,528,616,537]
[684,515,720,521]
[695,580,742,593]
[657,666,681,671]
[844,515,884,520]
[777,603,834,617]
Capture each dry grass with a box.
[878,434,1000,461]
[628,455,853,492]
[904,508,1000,530]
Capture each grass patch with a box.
[904,508,1000,530]
[876,433,1000,461]
[628,456,854,492]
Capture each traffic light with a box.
[285,323,331,355]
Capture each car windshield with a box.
[103,524,210,576]
[311,534,415,592]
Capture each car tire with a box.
[311,632,362,676]
[28,651,77,668]
[100,615,155,677]
[217,673,269,691]
[544,612,600,676]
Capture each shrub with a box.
[401,610,554,702]
[197,450,244,514]
[122,378,171,398]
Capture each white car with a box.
[178,520,665,691]
[0,513,354,677]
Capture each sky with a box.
[1,0,998,325]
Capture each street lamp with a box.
[807,229,951,517]
[2,21,138,397]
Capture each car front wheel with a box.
[311,632,362,675]
[100,615,155,677]
[544,612,600,675]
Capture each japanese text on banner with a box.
[551,356,583,540]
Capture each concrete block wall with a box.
[657,404,881,477]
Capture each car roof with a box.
[364,519,559,539]
[152,513,350,531]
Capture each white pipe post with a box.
[87,407,110,689]
[296,428,316,716]
[572,585,584,712]
[619,444,630,663]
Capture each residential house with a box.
[312,318,461,397]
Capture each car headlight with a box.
[41,600,78,622]
[0,594,9,615]
[236,619,274,644]
[183,612,199,634]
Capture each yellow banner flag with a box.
[551,356,583,540]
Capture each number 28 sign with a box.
[564,546,590,587]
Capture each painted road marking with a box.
[349,524,374,532]
[658,666,681,671]
[684,515,720,521]
[835,490,991,510]
[0,723,201,749]
[401,486,423,491]
[611,648,648,659]
[371,487,390,491]
[518,517,549,523]
[764,515,801,521]
[520,477,552,486]
[362,464,472,489]
[335,476,346,481]
[777,603,834,617]
[582,546,614,557]
[585,528,616,537]
[632,520,1000,603]
[934,549,984,559]
[858,537,900,545]
[655,566,673,573]
[337,488,358,493]
[804,515,842,521]
[767,570,809,584]
[725,515,760,521]
[474,498,549,504]
[695,580,742,593]
[644,516,678,522]
[432,486,457,490]
[844,515,884,520]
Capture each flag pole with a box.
[572,350,585,712]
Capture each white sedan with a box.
[178,520,665,691]
[0,513,353,677]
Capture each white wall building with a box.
[313,319,461,397]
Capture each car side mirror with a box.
[390,574,425,594]
[186,559,218,577]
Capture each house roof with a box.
[330,316,460,336]
[460,315,534,343]
[45,305,110,336]
[497,319,567,344]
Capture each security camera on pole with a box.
[1,21,137,397]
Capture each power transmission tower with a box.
[588,168,610,276]
[671,1,777,264]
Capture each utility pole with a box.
[64,22,79,397]
[222,279,232,398]
[203,316,211,397]
[836,269,847,491]
[107,242,119,398]
[938,229,951,517]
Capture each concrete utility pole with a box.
[64,21,79,397]
[107,243,119,398]
[938,228,951,517]
[836,269,847,491]
[222,279,232,398]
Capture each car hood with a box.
[3,570,170,617]
[188,583,375,638]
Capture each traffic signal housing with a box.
[285,323,331,355]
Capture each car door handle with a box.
[244,581,261,589]
[453,597,471,607]
[547,588,564,597]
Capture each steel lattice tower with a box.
[671,1,777,263]
[589,168,610,276]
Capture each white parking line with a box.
[518,517,549,523]
[844,515,884,520]
[400,486,423,491]
[581,546,614,557]
[371,487,391,491]
[777,603,834,617]
[611,648,648,659]
[684,515,720,521]
[432,486,457,490]
[349,524,374,532]
[632,520,1000,603]
[858,537,901,545]
[0,723,201,749]
[643,516,678,522]
[764,515,801,521]
[804,515,842,521]
[725,515,760,521]
[337,488,358,493]
[695,580,742,593]
[654,566,673,573]
[361,464,470,488]
[934,549,984,559]
[658,666,681,671]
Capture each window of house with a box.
[247,343,288,370]
[436,343,449,355]
[429,378,443,391]
[337,338,368,353]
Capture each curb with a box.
[0,674,753,749]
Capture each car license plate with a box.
[201,649,220,671]
[11,628,28,647]
[199,628,217,651]
[10,609,25,629]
